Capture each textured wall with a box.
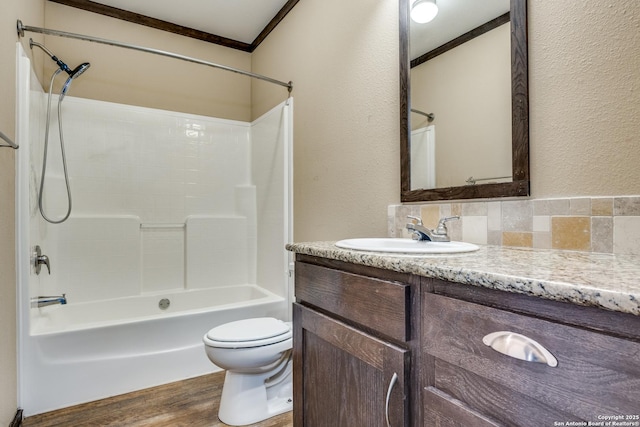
[528,0,640,197]
[251,0,401,241]
[253,0,640,242]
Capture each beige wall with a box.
[252,0,401,241]
[1,2,44,424]
[411,23,512,188]
[1,0,640,420]
[528,0,640,197]
[253,0,640,241]
[42,2,253,121]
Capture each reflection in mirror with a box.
[411,2,511,190]
[400,0,530,202]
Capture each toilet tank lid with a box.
[206,317,290,342]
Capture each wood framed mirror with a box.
[400,0,529,202]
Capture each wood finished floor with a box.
[23,371,293,427]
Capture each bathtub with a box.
[16,49,294,416]
[21,285,287,416]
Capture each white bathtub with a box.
[21,285,287,416]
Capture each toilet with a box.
[203,317,293,426]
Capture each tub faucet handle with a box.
[33,245,51,275]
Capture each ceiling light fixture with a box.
[411,0,439,24]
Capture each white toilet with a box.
[203,317,293,426]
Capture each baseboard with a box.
[9,409,23,427]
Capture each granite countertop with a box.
[286,241,640,316]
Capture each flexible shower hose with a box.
[38,68,73,224]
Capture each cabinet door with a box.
[293,303,410,427]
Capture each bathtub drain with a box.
[158,298,170,310]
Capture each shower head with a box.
[30,38,91,101]
[69,62,90,80]
[60,62,90,101]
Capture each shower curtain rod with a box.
[16,20,293,93]
[411,108,434,122]
[0,130,18,149]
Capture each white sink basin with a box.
[335,238,479,254]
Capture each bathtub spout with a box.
[31,294,67,308]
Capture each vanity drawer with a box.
[295,262,410,341]
[422,292,640,425]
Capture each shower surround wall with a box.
[39,97,259,301]
[17,44,293,414]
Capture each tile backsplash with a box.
[389,196,640,255]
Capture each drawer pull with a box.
[385,372,398,427]
[482,331,558,367]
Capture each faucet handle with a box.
[407,215,423,226]
[435,216,460,235]
[37,254,50,275]
[33,245,51,275]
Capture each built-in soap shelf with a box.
[140,223,186,230]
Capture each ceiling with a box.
[410,0,510,60]
[48,0,508,58]
[49,0,298,52]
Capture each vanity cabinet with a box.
[292,255,420,427]
[292,254,640,427]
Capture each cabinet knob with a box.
[482,331,558,367]
[385,372,398,427]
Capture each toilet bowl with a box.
[203,317,293,426]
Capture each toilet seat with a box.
[205,317,292,349]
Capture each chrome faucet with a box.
[31,294,67,308]
[406,215,460,242]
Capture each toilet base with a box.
[217,357,293,426]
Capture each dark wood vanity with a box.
[291,253,640,427]
[292,256,416,427]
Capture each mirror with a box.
[400,0,529,202]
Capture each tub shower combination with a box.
[15,32,293,415]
